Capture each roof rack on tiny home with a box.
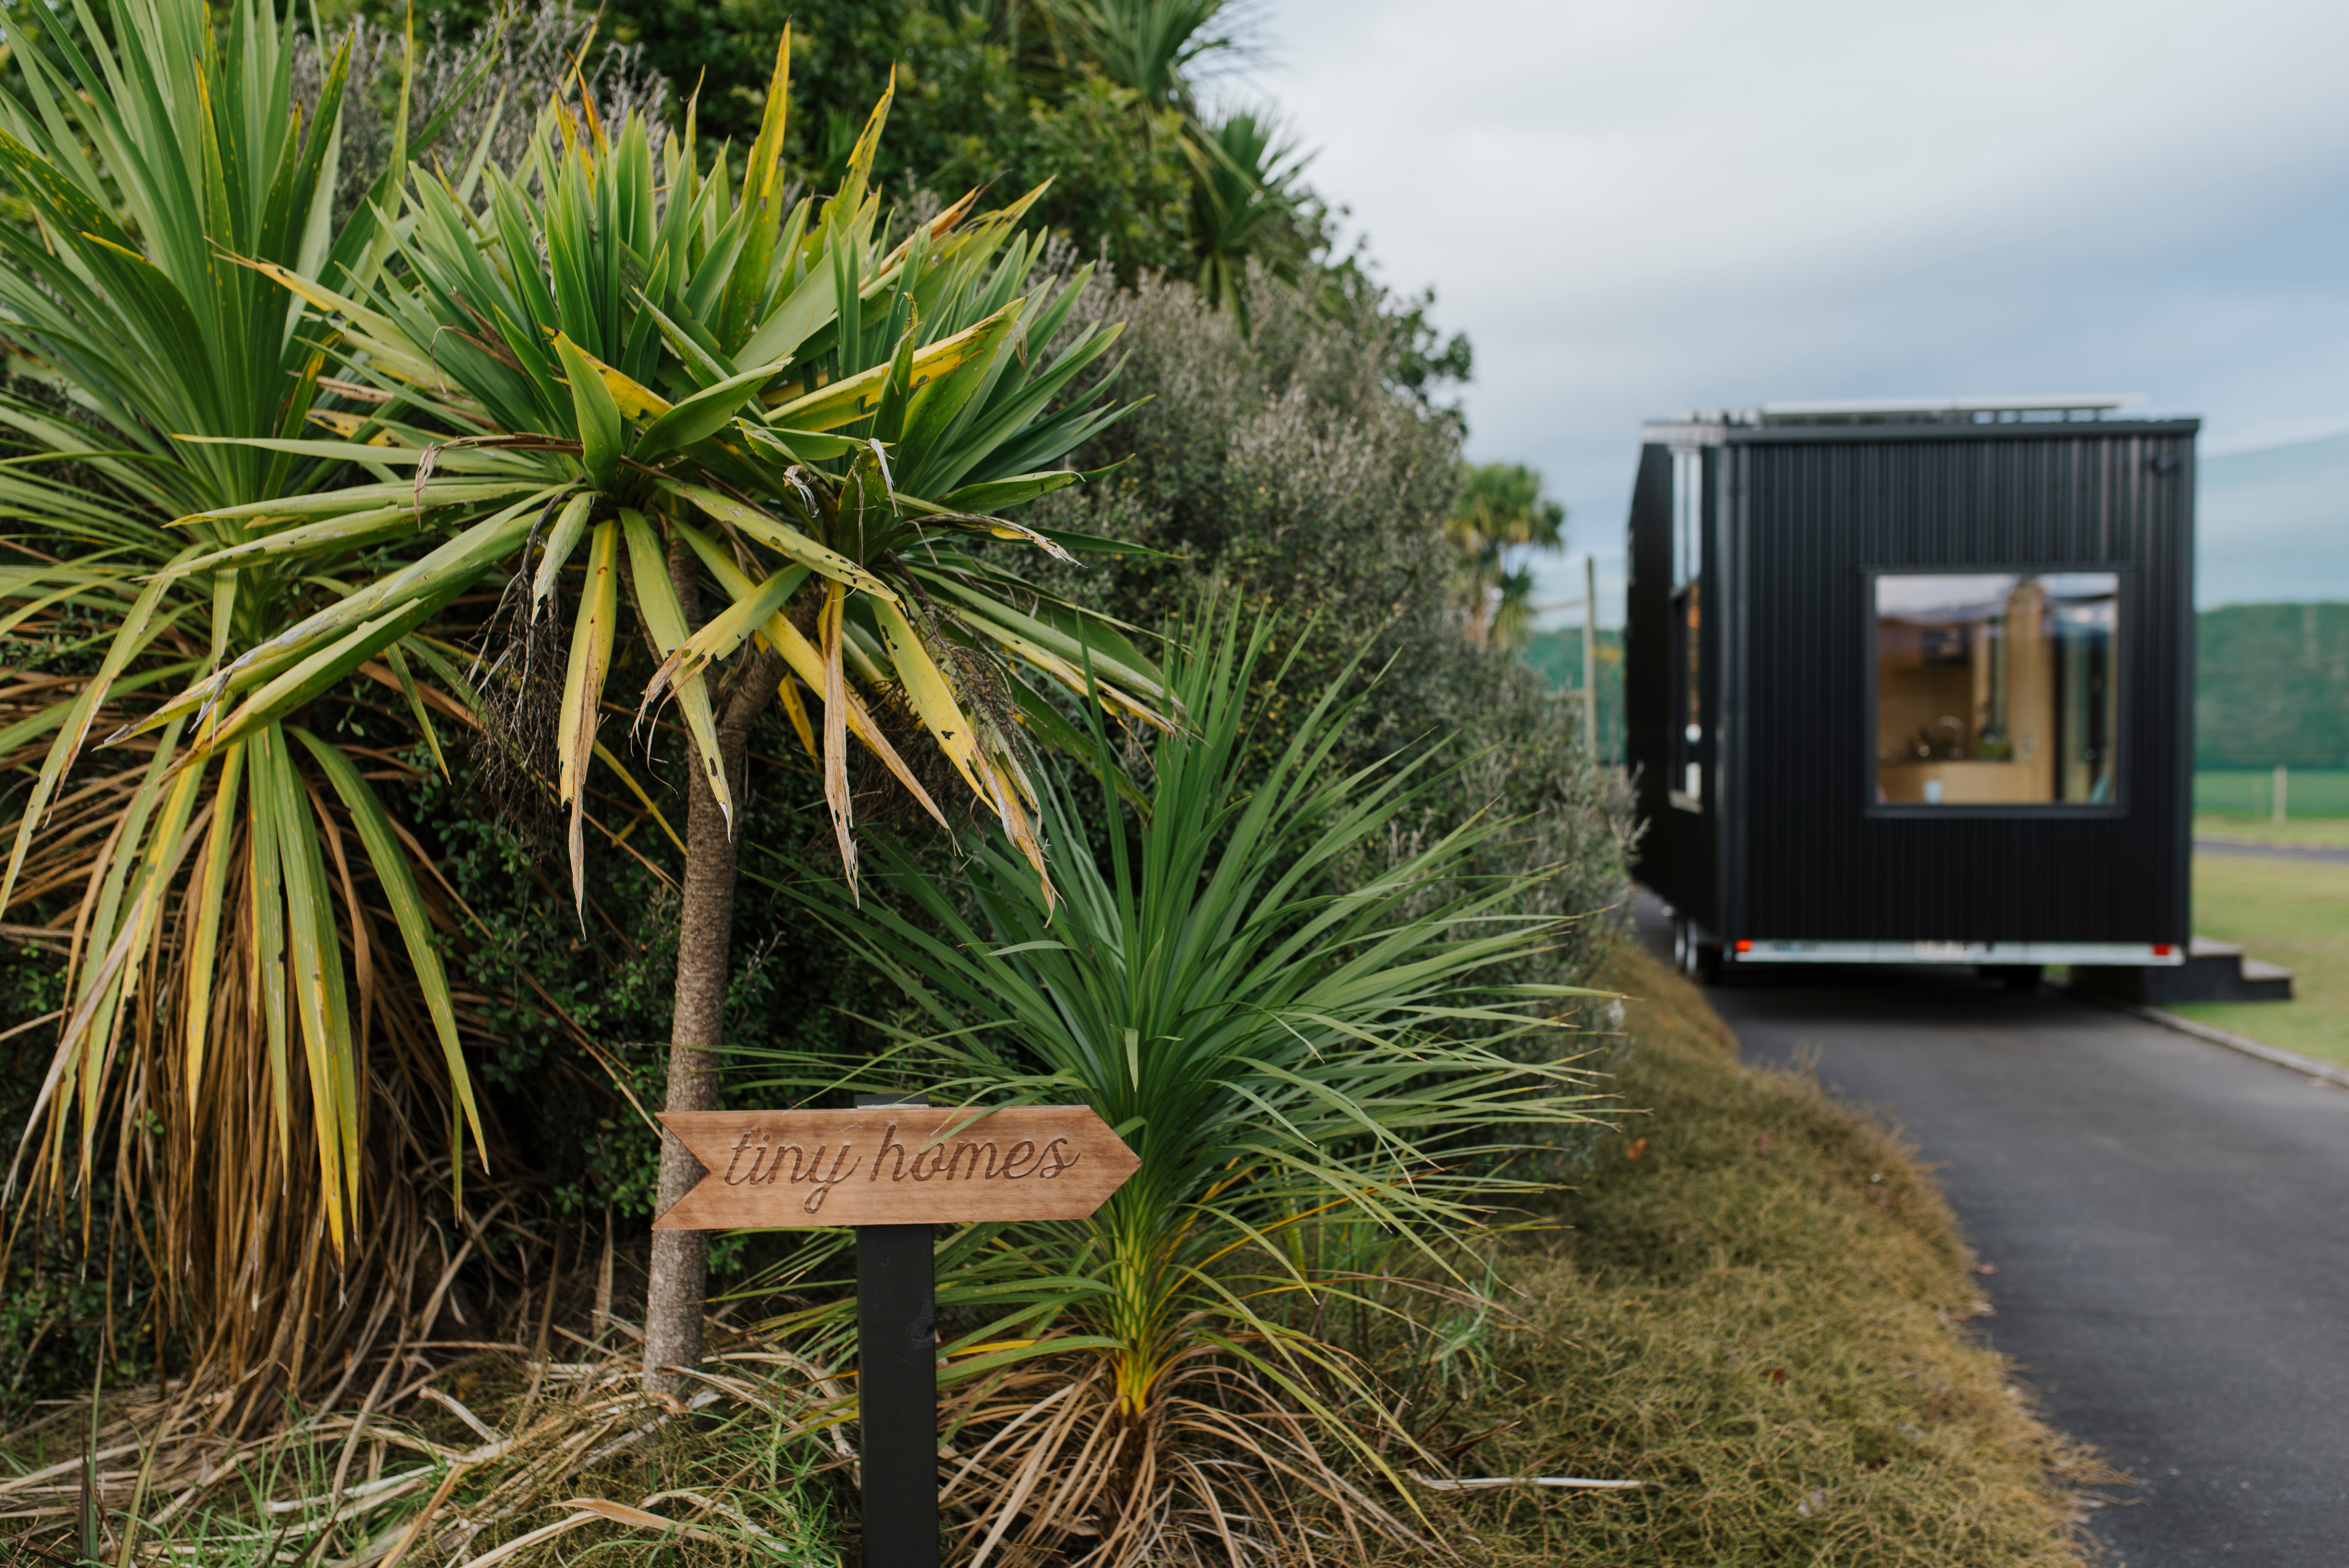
[1626,395,2197,983]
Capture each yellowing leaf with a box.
[557,520,619,913]
[869,596,986,806]
[763,302,1020,432]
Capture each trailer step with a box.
[2073,939,2294,1005]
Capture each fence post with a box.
[2274,763,2289,824]
[1582,555,1599,756]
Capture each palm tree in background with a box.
[1188,109,1315,328]
[1040,0,1318,321]
[1043,0,1252,112]
[1447,461,1568,649]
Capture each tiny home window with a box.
[1873,572,2119,806]
[1668,584,1702,810]
[1671,448,1703,588]
[1667,447,1704,811]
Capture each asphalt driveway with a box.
[1637,895,2349,1565]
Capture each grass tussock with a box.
[1392,942,2118,1567]
[0,1327,848,1566]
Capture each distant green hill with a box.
[2198,603,2349,767]
[1519,627,1625,762]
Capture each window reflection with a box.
[1669,584,1701,809]
[1875,572,2118,806]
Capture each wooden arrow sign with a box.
[651,1105,1140,1230]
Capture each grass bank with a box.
[5,943,2113,1565]
[2176,850,2349,1065]
[1402,943,2109,1566]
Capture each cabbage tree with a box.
[0,0,481,1408]
[131,43,1168,1394]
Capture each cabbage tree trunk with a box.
[642,547,781,1399]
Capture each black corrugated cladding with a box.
[1632,417,2197,947]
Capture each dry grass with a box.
[928,1348,1415,1566]
[1382,942,2121,1566]
[0,1321,848,1565]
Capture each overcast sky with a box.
[1256,0,2349,623]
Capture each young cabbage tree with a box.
[756,610,1609,1559]
[128,43,1169,1393]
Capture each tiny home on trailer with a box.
[1627,396,2196,984]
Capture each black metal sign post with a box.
[854,1092,938,1568]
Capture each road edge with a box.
[2194,835,2349,864]
[2069,988,2349,1089]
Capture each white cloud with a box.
[1257,0,2349,615]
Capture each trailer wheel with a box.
[1997,963,2044,992]
[1673,918,1722,984]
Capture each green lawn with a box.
[2174,852,2349,1067]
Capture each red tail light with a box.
[1734,939,1753,953]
